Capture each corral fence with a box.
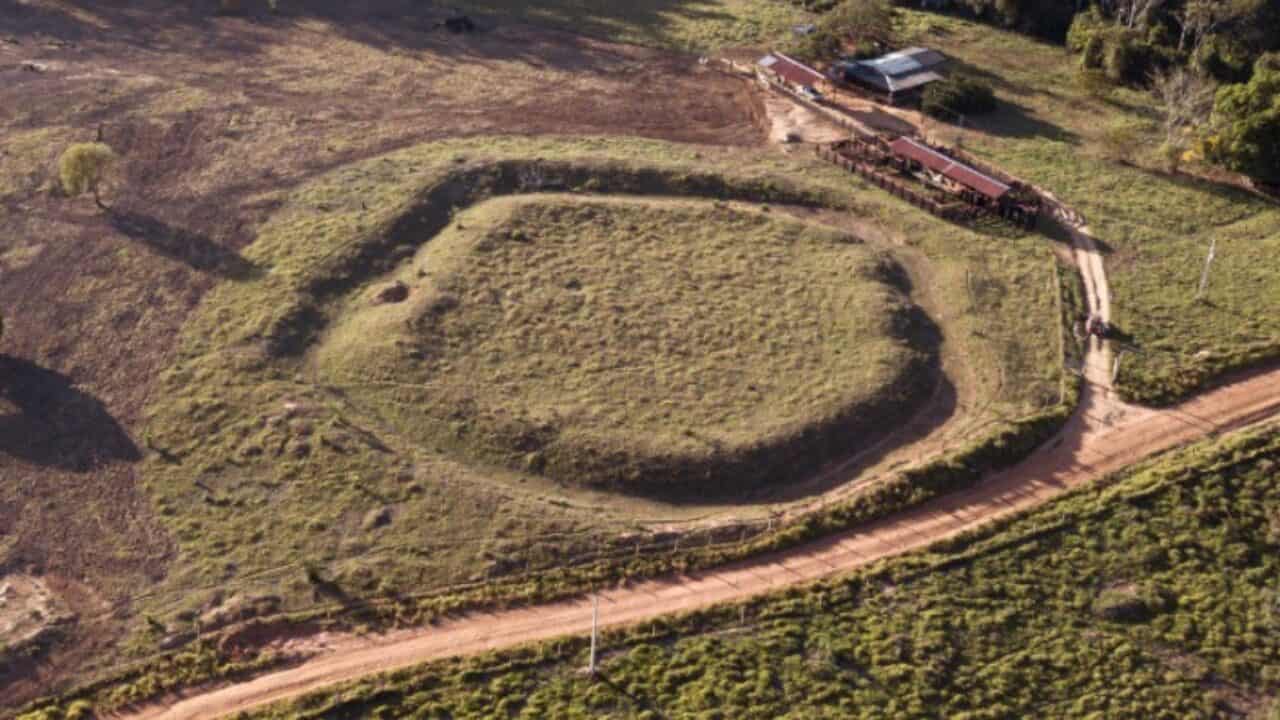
[817,135,1042,230]
[816,142,981,224]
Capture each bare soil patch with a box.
[0,574,68,650]
[761,94,847,145]
[0,0,762,704]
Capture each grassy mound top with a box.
[123,136,1059,646]
[312,195,928,491]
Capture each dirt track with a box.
[118,195,1280,720]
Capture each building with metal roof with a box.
[888,136,1010,201]
[835,47,947,104]
[757,52,827,91]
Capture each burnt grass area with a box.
[0,0,766,704]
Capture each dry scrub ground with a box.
[0,0,761,703]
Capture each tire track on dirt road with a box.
[113,188,1280,720]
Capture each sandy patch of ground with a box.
[761,94,847,144]
[0,574,68,650]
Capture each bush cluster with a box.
[787,0,894,63]
[921,74,997,119]
[1068,9,1170,84]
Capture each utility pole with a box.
[589,594,599,677]
[1196,236,1217,300]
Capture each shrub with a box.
[789,0,894,63]
[1092,585,1173,623]
[64,700,94,720]
[1098,118,1148,164]
[921,74,997,119]
[1075,68,1113,100]
[1092,589,1152,622]
[1080,34,1105,70]
[1104,38,1141,83]
[1202,63,1280,184]
[58,142,115,208]
[1065,7,1106,53]
[1157,140,1184,172]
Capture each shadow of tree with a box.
[597,671,670,719]
[940,58,1078,143]
[0,356,141,471]
[108,208,261,279]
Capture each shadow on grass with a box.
[651,304,952,506]
[597,671,670,719]
[108,208,261,280]
[938,58,1077,143]
[305,565,354,605]
[0,356,141,472]
[1130,162,1268,208]
[974,98,1077,142]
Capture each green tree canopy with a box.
[58,142,115,208]
[1203,62,1280,183]
[788,0,894,63]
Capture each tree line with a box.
[791,0,1280,185]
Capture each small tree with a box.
[1098,118,1147,164]
[922,75,997,120]
[1150,66,1217,169]
[59,142,115,209]
[789,0,893,62]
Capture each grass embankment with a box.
[136,134,1064,630]
[18,135,1063,715]
[900,10,1280,405]
[445,0,807,52]
[214,425,1280,720]
[314,194,928,493]
[131,134,1061,632]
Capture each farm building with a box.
[758,52,830,96]
[835,47,947,105]
[889,136,1008,203]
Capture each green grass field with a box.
[313,194,926,492]
[234,425,1280,720]
[96,135,1063,690]
[443,0,807,51]
[899,10,1280,404]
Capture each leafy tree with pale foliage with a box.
[58,142,115,209]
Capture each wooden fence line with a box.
[815,145,979,224]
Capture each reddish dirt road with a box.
[118,208,1280,720]
[121,369,1280,720]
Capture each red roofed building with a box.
[758,52,830,93]
[888,136,1010,201]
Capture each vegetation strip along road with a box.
[115,191,1280,720]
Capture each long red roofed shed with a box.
[759,52,827,88]
[888,136,1010,200]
